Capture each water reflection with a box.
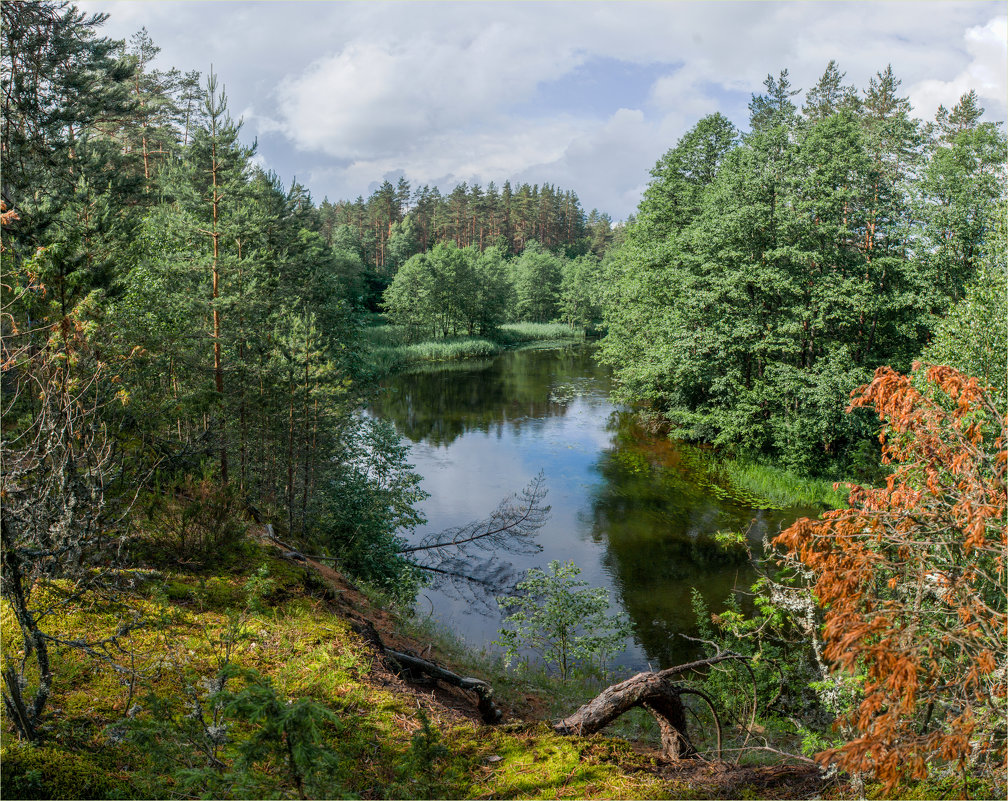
[371,346,607,446]
[369,346,809,671]
[588,413,808,665]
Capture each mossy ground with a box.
[4,521,979,799]
[0,526,676,799]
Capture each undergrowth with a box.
[0,516,669,800]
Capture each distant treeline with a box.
[318,179,617,288]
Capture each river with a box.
[369,343,815,672]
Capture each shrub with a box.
[775,365,1006,790]
[497,560,632,683]
[147,476,246,566]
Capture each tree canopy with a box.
[599,64,1006,472]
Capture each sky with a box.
[80,1,1007,220]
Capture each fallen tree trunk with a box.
[385,648,502,724]
[349,619,503,724]
[553,670,721,759]
[553,653,745,760]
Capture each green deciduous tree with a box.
[924,197,1007,412]
[512,241,562,323]
[497,560,632,683]
[599,65,1005,473]
[917,92,1006,309]
[559,253,602,333]
[635,112,738,237]
[383,242,513,338]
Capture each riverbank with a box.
[363,319,585,373]
[713,457,850,510]
[363,326,856,513]
[0,517,831,799]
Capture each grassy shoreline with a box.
[713,456,851,511]
[363,320,585,373]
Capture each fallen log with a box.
[385,648,502,724]
[349,611,743,760]
[350,619,503,723]
[552,653,746,760]
[553,670,721,759]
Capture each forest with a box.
[1,1,1006,799]
[599,66,1006,474]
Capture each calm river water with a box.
[369,344,813,672]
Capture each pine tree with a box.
[802,60,858,122]
[918,91,1006,307]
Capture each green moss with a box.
[201,575,243,609]
[863,776,1000,800]
[259,553,310,589]
[1,742,123,799]
[17,520,787,800]
[446,726,671,800]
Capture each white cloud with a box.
[330,115,587,192]
[273,26,584,161]
[80,1,1007,219]
[910,16,1008,121]
[512,108,664,215]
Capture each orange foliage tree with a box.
[775,364,1006,789]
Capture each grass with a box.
[714,457,850,510]
[497,322,582,345]
[659,441,851,512]
[362,319,584,373]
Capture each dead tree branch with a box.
[349,619,503,724]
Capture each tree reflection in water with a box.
[370,346,814,670]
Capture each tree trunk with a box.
[210,118,227,484]
[300,330,310,537]
[346,616,503,725]
[553,669,722,760]
[287,370,295,535]
[0,518,51,741]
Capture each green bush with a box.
[142,476,248,568]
